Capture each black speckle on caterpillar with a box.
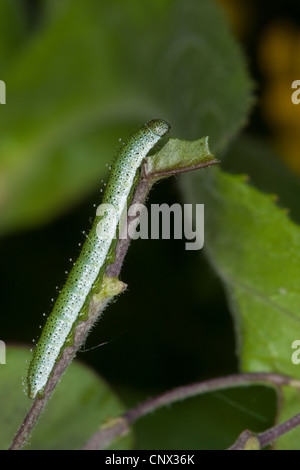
[27,119,170,399]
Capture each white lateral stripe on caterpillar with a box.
[27,119,170,399]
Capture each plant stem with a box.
[105,178,152,277]
[82,372,299,450]
[258,412,300,448]
[9,295,114,450]
[228,410,300,450]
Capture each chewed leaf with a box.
[147,137,218,181]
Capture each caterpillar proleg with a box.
[27,119,170,399]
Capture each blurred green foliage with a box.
[0,347,132,450]
[0,0,251,234]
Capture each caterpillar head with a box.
[147,119,170,137]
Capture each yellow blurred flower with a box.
[217,0,300,174]
[259,23,300,173]
[216,0,254,39]
[259,23,300,78]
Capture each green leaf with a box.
[0,0,26,70]
[0,0,252,235]
[181,168,300,448]
[0,346,133,450]
[274,387,300,450]
[148,136,217,180]
[222,135,300,224]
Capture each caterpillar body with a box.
[27,119,170,399]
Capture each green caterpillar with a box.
[27,119,170,399]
